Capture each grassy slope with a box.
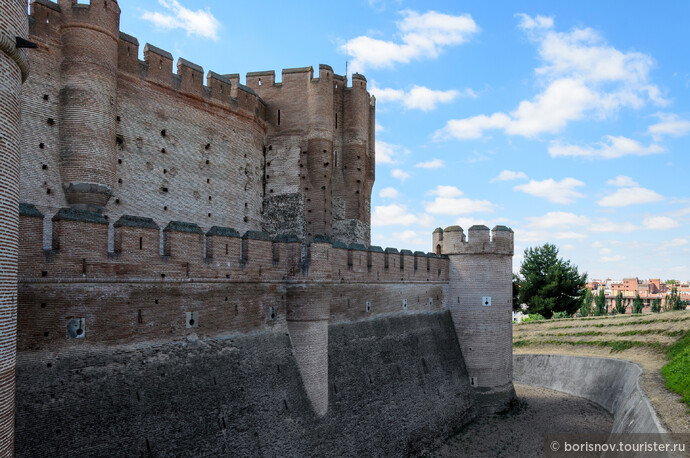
[513,310,690,410]
[661,330,690,409]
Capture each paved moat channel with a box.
[427,384,614,457]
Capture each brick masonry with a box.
[2,0,516,454]
[0,0,29,455]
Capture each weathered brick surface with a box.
[0,0,29,454]
[15,312,475,457]
[439,225,516,413]
[6,1,517,454]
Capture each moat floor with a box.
[426,383,613,458]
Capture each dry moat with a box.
[427,384,613,457]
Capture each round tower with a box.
[57,0,121,211]
[304,65,335,240]
[441,225,516,413]
[333,73,373,245]
[0,0,29,453]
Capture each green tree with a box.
[667,286,684,311]
[594,288,607,316]
[633,294,643,314]
[579,288,593,317]
[518,244,587,319]
[615,292,626,315]
[512,273,521,311]
[651,298,661,313]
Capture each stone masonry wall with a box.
[15,312,475,457]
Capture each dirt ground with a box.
[426,383,613,457]
[512,309,690,434]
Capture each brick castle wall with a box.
[21,0,374,247]
[0,0,29,454]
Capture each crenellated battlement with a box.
[19,204,449,284]
[433,225,514,256]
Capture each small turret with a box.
[57,0,121,212]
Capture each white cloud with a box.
[524,212,590,228]
[424,186,495,215]
[599,247,612,255]
[516,13,554,30]
[454,217,509,229]
[648,113,690,140]
[435,15,665,140]
[607,175,639,187]
[142,0,221,40]
[375,122,385,133]
[341,10,478,72]
[428,185,464,198]
[379,187,400,199]
[371,83,476,111]
[490,170,528,183]
[549,135,664,159]
[514,229,587,244]
[375,140,403,164]
[371,204,433,227]
[415,158,445,169]
[391,230,428,246]
[642,216,680,230]
[597,187,664,207]
[600,255,625,263]
[589,219,639,233]
[513,178,586,204]
[391,168,411,181]
[663,238,688,248]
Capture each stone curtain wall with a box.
[0,0,29,454]
[15,313,475,457]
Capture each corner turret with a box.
[436,225,516,413]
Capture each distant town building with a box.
[585,277,690,313]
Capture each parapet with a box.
[19,207,450,283]
[434,225,513,256]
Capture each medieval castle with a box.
[0,1,514,455]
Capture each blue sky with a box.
[116,0,690,281]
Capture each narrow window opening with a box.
[127,47,130,57]
[46,189,51,195]
[161,148,166,154]
[139,237,143,250]
[115,199,120,204]
[277,110,281,125]
[160,129,166,137]
[206,160,210,165]
[334,151,338,168]
[205,143,211,150]
[335,113,338,129]
[42,164,48,170]
[47,118,54,125]
[164,206,168,211]
[225,244,228,255]
[118,159,122,164]
[161,187,168,193]
[43,94,49,101]
[39,143,45,149]
[258,78,262,86]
